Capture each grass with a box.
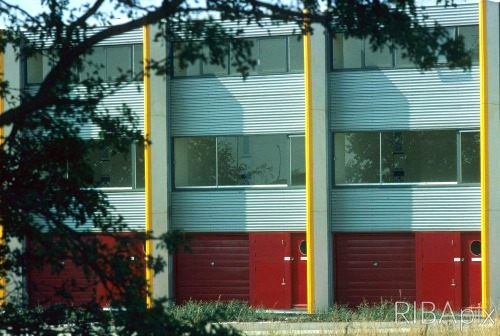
[169,300,500,335]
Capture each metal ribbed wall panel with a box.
[26,83,144,139]
[171,74,305,136]
[24,27,143,47]
[330,67,479,131]
[418,3,478,26]
[171,189,306,231]
[174,20,300,39]
[75,83,144,139]
[331,186,480,232]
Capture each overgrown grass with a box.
[169,300,408,323]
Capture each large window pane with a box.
[173,42,202,76]
[461,131,480,183]
[459,25,479,65]
[80,46,105,81]
[395,48,413,68]
[334,132,380,184]
[107,45,132,80]
[133,44,143,79]
[332,33,362,69]
[26,52,44,84]
[135,142,145,188]
[87,142,132,188]
[230,38,258,75]
[259,37,287,72]
[174,137,216,187]
[381,131,456,183]
[290,136,305,186]
[288,36,304,72]
[364,41,392,68]
[202,43,229,75]
[218,135,289,186]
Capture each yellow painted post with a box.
[479,0,489,313]
[143,25,153,308]
[303,11,315,314]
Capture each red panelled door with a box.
[461,232,482,308]
[249,232,307,309]
[416,232,481,310]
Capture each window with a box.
[173,135,305,187]
[332,25,479,70]
[80,44,143,82]
[86,141,144,189]
[26,52,45,84]
[334,130,479,185]
[174,35,303,77]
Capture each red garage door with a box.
[27,233,145,307]
[334,233,416,307]
[174,233,249,303]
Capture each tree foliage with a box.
[0,0,471,334]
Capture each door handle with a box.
[451,279,456,287]
[281,278,286,286]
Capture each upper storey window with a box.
[25,44,143,85]
[173,35,303,77]
[332,25,478,70]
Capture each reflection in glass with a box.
[87,142,132,188]
[381,131,456,183]
[259,37,287,72]
[290,136,305,186]
[461,131,480,183]
[334,132,380,184]
[174,137,216,187]
[218,135,288,186]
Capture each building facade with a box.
[7,1,500,312]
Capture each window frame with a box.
[173,134,305,189]
[333,130,480,187]
[172,34,304,78]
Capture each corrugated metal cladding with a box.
[26,83,144,139]
[330,67,479,131]
[171,189,306,231]
[74,83,145,139]
[331,186,480,232]
[418,3,478,27]
[173,19,300,39]
[170,74,305,136]
[69,191,145,232]
[23,27,142,47]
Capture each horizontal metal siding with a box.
[170,74,304,136]
[418,3,478,27]
[330,67,479,131]
[68,191,145,232]
[174,20,300,39]
[26,83,144,139]
[24,27,143,47]
[171,189,306,231]
[331,186,480,231]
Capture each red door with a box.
[250,232,290,309]
[291,233,307,307]
[461,232,481,308]
[416,232,462,310]
[250,232,307,309]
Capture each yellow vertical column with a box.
[143,24,153,308]
[479,0,490,313]
[303,12,315,314]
